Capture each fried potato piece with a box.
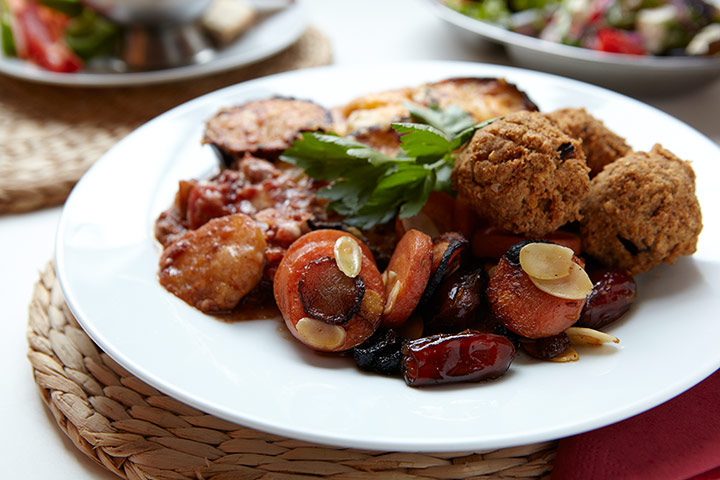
[332,87,415,136]
[159,213,266,313]
[332,77,537,136]
[414,77,538,122]
[203,97,332,163]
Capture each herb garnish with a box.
[280,104,497,230]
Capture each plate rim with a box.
[55,60,720,452]
[0,1,308,87]
[426,0,720,71]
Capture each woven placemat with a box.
[27,261,556,480]
[0,27,332,215]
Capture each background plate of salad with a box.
[0,0,307,86]
[427,0,720,94]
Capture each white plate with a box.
[426,0,720,95]
[56,61,720,452]
[0,2,306,87]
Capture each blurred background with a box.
[0,0,718,479]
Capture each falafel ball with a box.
[548,107,632,177]
[580,144,702,275]
[452,111,590,236]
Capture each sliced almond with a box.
[295,317,346,350]
[529,262,593,300]
[566,327,619,346]
[383,276,402,315]
[548,346,579,363]
[334,236,362,278]
[381,269,397,286]
[519,243,574,280]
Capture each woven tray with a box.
[27,262,556,479]
[0,27,332,215]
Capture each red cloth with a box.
[552,368,720,480]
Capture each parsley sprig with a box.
[280,104,496,230]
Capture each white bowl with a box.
[426,0,720,95]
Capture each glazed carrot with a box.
[380,229,433,329]
[419,232,469,306]
[395,191,456,238]
[452,196,479,240]
[273,230,384,352]
[472,224,581,260]
[487,255,586,338]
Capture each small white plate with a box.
[56,61,720,452]
[426,0,720,94]
[0,2,306,87]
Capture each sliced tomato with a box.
[12,0,81,72]
[593,28,646,56]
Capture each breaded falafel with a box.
[452,111,590,236]
[580,144,702,275]
[548,107,632,177]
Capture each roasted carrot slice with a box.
[452,196,479,240]
[274,230,384,352]
[419,232,469,307]
[395,191,456,238]
[380,229,433,329]
[486,250,586,339]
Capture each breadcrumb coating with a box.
[452,111,590,236]
[580,144,702,275]
[548,107,632,177]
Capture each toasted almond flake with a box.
[382,272,402,315]
[530,262,593,300]
[519,243,574,280]
[333,236,362,278]
[381,269,397,286]
[548,346,579,363]
[566,327,619,346]
[295,318,346,350]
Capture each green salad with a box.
[445,0,720,56]
[0,0,119,72]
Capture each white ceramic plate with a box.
[56,61,720,452]
[0,2,306,87]
[426,0,720,94]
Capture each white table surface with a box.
[1,1,719,478]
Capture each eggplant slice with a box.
[203,97,333,165]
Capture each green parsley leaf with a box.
[280,105,500,230]
[406,102,476,138]
[392,123,451,161]
[281,132,400,181]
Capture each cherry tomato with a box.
[594,29,646,56]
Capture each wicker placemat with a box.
[0,27,332,215]
[27,262,556,479]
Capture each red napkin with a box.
[552,368,720,480]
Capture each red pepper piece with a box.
[594,28,647,56]
[13,0,82,72]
